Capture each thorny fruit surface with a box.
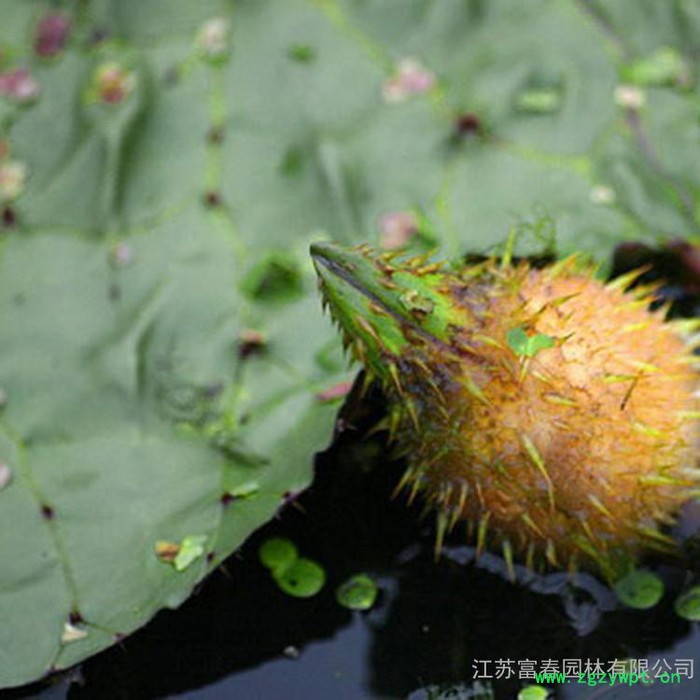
[312,242,700,580]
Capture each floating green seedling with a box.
[259,537,299,576]
[335,574,379,611]
[518,685,550,700]
[613,569,664,609]
[673,585,700,621]
[275,558,326,598]
[258,537,326,598]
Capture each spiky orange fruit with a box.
[311,243,700,580]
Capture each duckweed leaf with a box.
[336,574,379,611]
[274,558,326,599]
[259,537,299,575]
[518,686,550,700]
[613,570,664,609]
[674,585,700,621]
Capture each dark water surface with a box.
[6,422,700,700]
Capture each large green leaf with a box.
[0,213,346,685]
[1,0,698,688]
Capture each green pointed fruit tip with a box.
[674,585,700,621]
[336,573,379,611]
[518,685,550,700]
[258,537,326,598]
[310,241,453,382]
[613,569,664,609]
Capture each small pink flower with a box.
[109,242,133,268]
[34,12,72,57]
[614,84,645,110]
[0,462,12,490]
[0,69,41,103]
[379,211,419,249]
[196,17,230,58]
[382,58,435,103]
[316,381,353,402]
[93,62,137,104]
[0,160,27,201]
[589,185,616,206]
[238,329,266,358]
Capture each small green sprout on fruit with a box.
[506,326,556,358]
